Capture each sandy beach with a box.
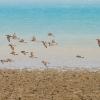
[0,68,100,100]
[0,2,100,100]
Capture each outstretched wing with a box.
[9,44,14,51]
[42,41,47,48]
[7,36,10,42]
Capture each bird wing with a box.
[0,60,4,64]
[11,46,14,51]
[42,41,47,48]
[98,40,100,45]
[21,51,25,55]
[32,36,36,41]
[10,45,14,50]
[7,36,10,42]
[31,52,33,57]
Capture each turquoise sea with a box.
[0,5,100,47]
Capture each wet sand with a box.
[1,46,100,68]
[0,68,100,100]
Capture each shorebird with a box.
[19,39,27,43]
[5,58,13,62]
[41,60,50,68]
[48,40,58,46]
[0,60,5,64]
[48,33,54,37]
[76,55,84,59]
[21,51,28,55]
[5,35,12,42]
[10,51,18,56]
[8,44,15,51]
[48,39,58,46]
[12,33,18,40]
[52,39,58,45]
[48,42,52,46]
[41,41,48,48]
[29,52,38,58]
[96,39,100,47]
[31,36,36,42]
[29,52,34,58]
[0,58,13,64]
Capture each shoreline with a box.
[0,66,100,71]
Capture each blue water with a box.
[0,5,100,47]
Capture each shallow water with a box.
[0,5,100,47]
[0,5,100,68]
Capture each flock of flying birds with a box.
[0,32,100,68]
[0,33,58,68]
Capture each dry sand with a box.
[0,68,100,100]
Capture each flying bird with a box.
[96,39,100,47]
[12,33,18,40]
[29,52,37,58]
[48,42,52,46]
[52,39,58,45]
[29,52,34,58]
[8,44,15,51]
[41,60,50,68]
[76,55,84,59]
[21,51,28,55]
[41,41,48,48]
[48,33,54,37]
[48,39,58,46]
[5,35,12,42]
[10,51,18,56]
[31,36,36,42]
[0,58,13,64]
[0,60,5,64]
[5,58,13,62]
[19,39,27,43]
